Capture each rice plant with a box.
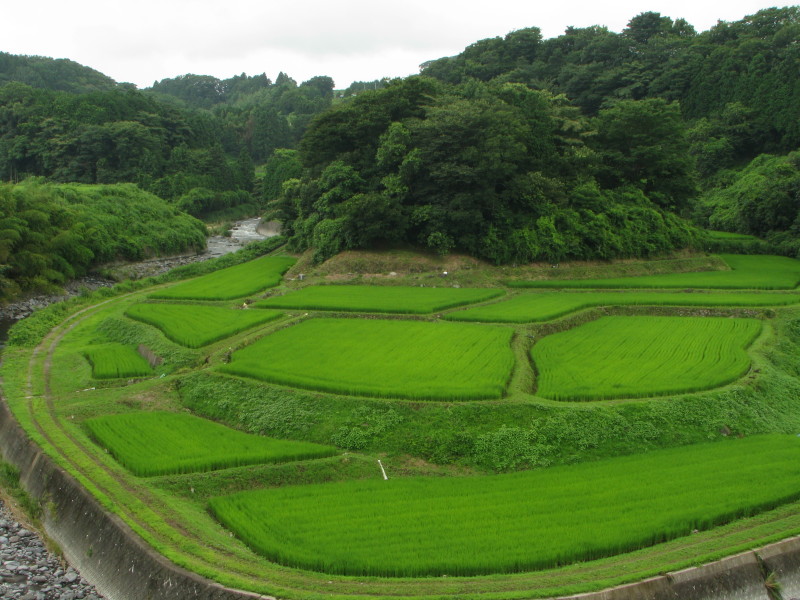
[125,303,282,348]
[85,411,338,476]
[254,285,503,314]
[83,343,153,379]
[532,316,762,400]
[150,255,295,300]
[209,434,800,577]
[509,254,800,290]
[447,290,799,323]
[219,318,515,400]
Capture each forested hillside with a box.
[0,181,205,301]
[275,77,699,264]
[0,58,334,220]
[1,6,799,285]
[267,7,800,263]
[0,52,117,93]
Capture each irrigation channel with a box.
[0,217,273,600]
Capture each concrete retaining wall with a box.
[0,396,790,600]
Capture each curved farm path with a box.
[20,295,310,593]
[11,294,800,599]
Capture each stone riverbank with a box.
[0,500,104,600]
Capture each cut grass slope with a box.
[125,303,282,348]
[219,318,515,400]
[532,316,762,400]
[83,343,153,379]
[149,255,295,300]
[85,411,338,476]
[509,255,800,290]
[447,290,800,323]
[254,285,503,314]
[209,435,800,577]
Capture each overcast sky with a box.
[4,1,794,89]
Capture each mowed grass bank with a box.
[150,255,295,300]
[209,435,800,577]
[83,343,153,379]
[509,254,800,289]
[85,411,338,476]
[447,290,799,323]
[255,285,503,314]
[533,316,762,400]
[125,303,283,348]
[219,318,515,400]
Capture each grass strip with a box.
[446,290,799,323]
[219,317,515,400]
[149,255,295,300]
[532,316,762,400]
[255,285,503,314]
[508,255,800,290]
[125,303,282,348]
[85,411,338,476]
[83,343,153,379]
[209,435,800,577]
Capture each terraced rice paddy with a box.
[85,411,338,476]
[125,303,283,348]
[707,231,761,240]
[209,435,800,577]
[447,290,799,322]
[150,255,295,300]
[220,318,515,400]
[83,343,153,379]
[532,316,762,400]
[509,254,800,289]
[254,285,503,314]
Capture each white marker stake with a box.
[378,459,388,480]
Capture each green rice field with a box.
[707,231,761,240]
[10,244,800,600]
[209,435,800,577]
[83,343,153,379]
[219,318,515,400]
[85,411,338,476]
[254,285,503,314]
[509,254,800,289]
[125,303,283,348]
[447,290,800,322]
[149,255,295,300]
[532,316,762,400]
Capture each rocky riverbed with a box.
[0,500,104,600]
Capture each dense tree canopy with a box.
[2,5,800,282]
[0,181,206,301]
[273,78,699,264]
[0,63,335,221]
[423,7,800,156]
[0,52,117,93]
